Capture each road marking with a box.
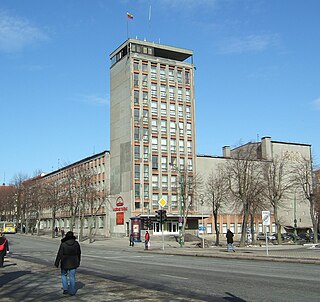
[160,274,188,280]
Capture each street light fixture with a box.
[169,163,184,247]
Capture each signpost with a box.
[158,198,167,251]
[262,211,271,256]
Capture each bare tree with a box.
[11,173,29,233]
[172,165,203,247]
[225,144,266,247]
[263,155,292,244]
[205,166,228,246]
[292,157,318,243]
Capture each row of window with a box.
[206,223,277,235]
[133,61,191,85]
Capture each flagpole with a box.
[127,16,128,39]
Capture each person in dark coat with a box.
[129,233,134,247]
[226,229,235,252]
[55,231,81,295]
[0,232,9,268]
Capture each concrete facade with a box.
[109,39,197,237]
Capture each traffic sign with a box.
[158,198,167,208]
[198,226,206,231]
[262,211,270,226]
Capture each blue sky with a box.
[1,0,319,183]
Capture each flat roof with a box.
[110,38,193,62]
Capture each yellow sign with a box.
[158,198,167,208]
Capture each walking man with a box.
[0,232,9,268]
[226,229,235,252]
[129,233,134,247]
[55,231,81,296]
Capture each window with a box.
[168,69,174,82]
[152,155,158,170]
[142,63,148,72]
[171,175,177,190]
[151,119,158,132]
[151,101,158,114]
[151,65,157,79]
[143,91,148,104]
[177,70,182,83]
[162,175,168,190]
[160,85,166,99]
[171,194,178,207]
[144,165,149,180]
[161,156,167,171]
[187,141,192,154]
[160,120,167,134]
[151,84,157,98]
[238,224,242,234]
[179,140,184,153]
[170,121,176,135]
[169,86,175,100]
[188,158,193,171]
[178,88,182,101]
[134,108,140,125]
[185,71,190,84]
[222,223,227,234]
[161,138,167,152]
[178,105,183,118]
[161,102,167,116]
[152,194,159,207]
[143,109,149,125]
[186,106,191,119]
[134,146,140,160]
[170,139,176,153]
[134,73,139,87]
[134,127,140,141]
[142,74,148,87]
[134,90,139,104]
[179,158,185,170]
[170,103,175,117]
[152,137,158,151]
[143,146,149,161]
[178,122,184,136]
[152,175,159,190]
[144,184,149,199]
[186,123,192,136]
[134,164,140,180]
[160,66,166,81]
[207,223,212,234]
[186,89,190,101]
[133,61,139,70]
[230,223,235,233]
[135,183,140,197]
[152,119,158,133]
[143,128,149,142]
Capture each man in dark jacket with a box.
[0,232,9,267]
[55,231,81,295]
[226,229,235,252]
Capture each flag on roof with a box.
[127,12,134,19]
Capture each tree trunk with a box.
[274,203,282,245]
[51,210,56,238]
[240,205,249,247]
[213,210,219,246]
[250,214,255,245]
[309,199,318,244]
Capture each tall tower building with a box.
[109,39,196,236]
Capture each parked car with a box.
[256,233,276,241]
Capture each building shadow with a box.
[223,292,247,301]
[0,270,32,287]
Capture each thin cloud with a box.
[217,34,280,54]
[312,97,320,110]
[160,0,217,9]
[81,94,109,106]
[0,10,49,53]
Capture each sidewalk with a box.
[91,236,320,265]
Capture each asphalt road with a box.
[6,234,320,302]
